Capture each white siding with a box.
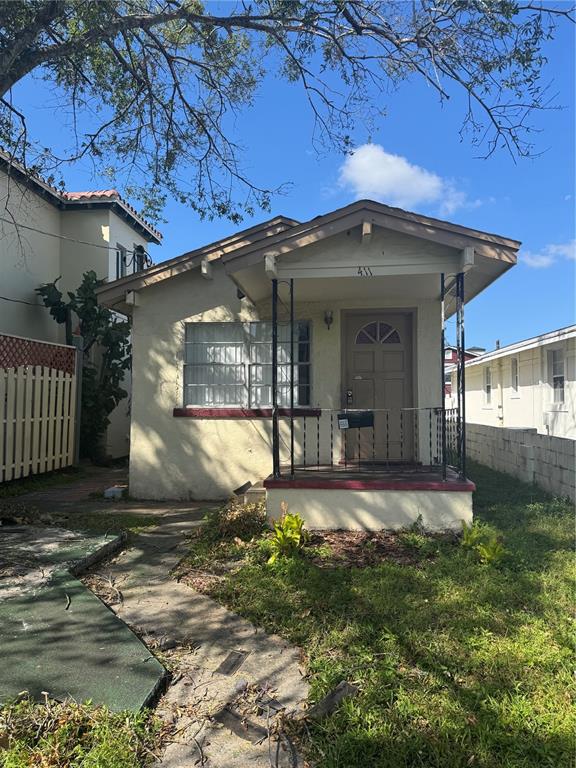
[457,336,576,439]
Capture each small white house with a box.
[0,153,162,457]
[97,200,520,530]
[452,326,576,439]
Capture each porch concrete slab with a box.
[0,525,165,711]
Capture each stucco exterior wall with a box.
[0,174,63,343]
[266,487,472,532]
[0,166,152,460]
[129,263,444,500]
[461,337,575,439]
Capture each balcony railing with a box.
[273,406,467,477]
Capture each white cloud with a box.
[338,143,478,216]
[521,239,576,269]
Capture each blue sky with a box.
[13,15,575,351]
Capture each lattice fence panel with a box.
[0,333,76,374]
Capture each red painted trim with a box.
[264,477,476,492]
[173,407,322,419]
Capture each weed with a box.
[476,534,506,565]
[461,520,507,566]
[267,504,309,564]
[461,519,485,549]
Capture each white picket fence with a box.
[0,334,78,483]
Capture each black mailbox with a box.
[337,411,374,429]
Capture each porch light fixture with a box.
[324,309,334,330]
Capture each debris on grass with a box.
[0,694,160,767]
[294,680,359,721]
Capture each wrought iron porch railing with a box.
[273,406,465,477]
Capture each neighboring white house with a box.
[451,326,576,439]
[96,200,520,531]
[0,154,162,457]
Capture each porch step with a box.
[243,484,266,504]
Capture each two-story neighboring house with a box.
[444,345,484,400]
[451,326,576,439]
[0,154,162,457]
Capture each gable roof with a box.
[0,151,162,243]
[96,199,520,308]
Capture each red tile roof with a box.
[0,150,162,243]
[62,190,120,201]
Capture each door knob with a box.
[346,389,353,405]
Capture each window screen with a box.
[184,321,311,407]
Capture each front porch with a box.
[263,462,475,532]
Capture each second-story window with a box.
[134,245,146,273]
[116,244,127,278]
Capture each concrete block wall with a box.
[466,423,575,502]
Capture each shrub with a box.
[207,498,266,541]
[267,503,309,565]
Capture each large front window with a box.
[183,321,311,407]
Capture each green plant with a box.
[267,504,309,565]
[461,520,485,549]
[476,535,506,566]
[398,531,438,557]
[462,520,506,566]
[36,271,131,461]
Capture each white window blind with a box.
[184,322,311,407]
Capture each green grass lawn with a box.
[184,463,575,768]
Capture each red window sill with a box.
[173,407,321,419]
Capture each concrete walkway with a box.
[93,512,309,767]
[1,464,128,506]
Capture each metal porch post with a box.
[272,279,281,478]
[289,278,295,477]
[440,274,447,479]
[458,272,467,478]
[456,272,466,478]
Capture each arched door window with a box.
[355,321,400,345]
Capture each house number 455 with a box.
[357,266,373,276]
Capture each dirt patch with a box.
[81,572,125,606]
[307,530,451,568]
